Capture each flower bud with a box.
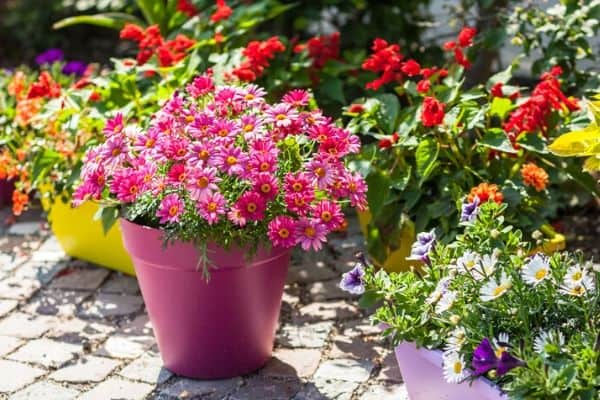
[532,230,543,240]
[490,229,500,238]
[488,370,497,379]
[511,37,523,46]
[449,314,461,325]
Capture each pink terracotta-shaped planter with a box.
[0,179,14,207]
[395,342,506,400]
[120,219,291,379]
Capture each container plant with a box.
[346,28,598,272]
[74,77,366,378]
[341,200,599,399]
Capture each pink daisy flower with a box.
[188,141,216,167]
[266,103,298,128]
[133,127,161,153]
[346,172,368,211]
[188,113,214,139]
[100,136,129,166]
[295,217,327,251]
[238,84,267,106]
[307,122,335,143]
[162,137,190,161]
[166,163,187,186]
[215,146,247,176]
[284,172,314,196]
[247,152,277,175]
[109,169,146,203]
[227,206,247,227]
[285,191,314,215]
[186,74,214,98]
[252,173,279,201]
[103,113,124,137]
[209,118,239,139]
[312,200,344,231]
[306,154,338,189]
[236,191,267,221]
[187,167,221,201]
[268,216,297,248]
[282,89,311,108]
[156,193,185,224]
[197,191,226,225]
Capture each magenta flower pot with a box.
[395,342,506,400]
[0,179,14,207]
[120,219,291,379]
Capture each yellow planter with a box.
[41,192,135,275]
[357,209,417,273]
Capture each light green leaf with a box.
[415,137,439,186]
[479,129,518,154]
[53,13,144,30]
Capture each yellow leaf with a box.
[583,155,600,173]
[549,125,600,157]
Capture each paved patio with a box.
[0,206,407,400]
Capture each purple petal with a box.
[472,338,498,375]
[496,351,524,376]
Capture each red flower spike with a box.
[421,96,446,127]
[211,0,232,23]
[457,27,477,47]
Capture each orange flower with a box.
[11,190,29,216]
[521,162,548,191]
[8,71,27,100]
[467,183,504,204]
[15,98,42,126]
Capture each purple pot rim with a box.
[120,218,292,272]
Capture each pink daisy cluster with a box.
[74,75,367,251]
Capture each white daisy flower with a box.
[559,275,596,297]
[442,351,470,383]
[533,330,565,354]
[455,251,481,275]
[480,273,512,302]
[426,277,452,305]
[564,264,586,287]
[521,254,550,286]
[493,333,510,358]
[476,252,499,280]
[435,291,457,314]
[445,326,467,353]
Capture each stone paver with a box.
[261,348,322,378]
[314,358,374,383]
[0,359,45,393]
[0,335,23,356]
[0,213,406,399]
[278,321,333,348]
[96,334,154,359]
[78,293,144,319]
[8,338,81,368]
[119,353,173,384]
[0,312,55,338]
[49,356,121,383]
[10,381,80,400]
[50,268,110,291]
[0,299,18,317]
[160,377,242,399]
[8,221,42,236]
[79,378,154,400]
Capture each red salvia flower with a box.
[303,32,340,69]
[27,71,61,99]
[401,59,421,77]
[443,26,477,69]
[177,0,198,17]
[421,96,445,127]
[119,24,195,67]
[416,79,431,93]
[232,36,286,82]
[362,38,404,90]
[457,27,477,47]
[120,23,145,42]
[211,0,232,23]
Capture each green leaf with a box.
[374,93,400,135]
[53,13,144,30]
[415,137,439,185]
[358,290,380,308]
[319,78,346,104]
[517,133,548,154]
[366,171,391,217]
[94,206,119,235]
[31,149,61,186]
[487,59,519,87]
[489,97,514,120]
[479,129,518,154]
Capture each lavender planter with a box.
[120,219,291,379]
[0,179,14,207]
[395,342,506,400]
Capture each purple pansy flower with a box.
[35,48,64,65]
[62,61,87,76]
[461,196,480,223]
[472,337,524,376]
[339,263,366,295]
[407,229,436,264]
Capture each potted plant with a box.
[341,200,599,399]
[345,27,597,272]
[74,76,366,378]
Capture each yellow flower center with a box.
[145,139,155,148]
[199,150,209,161]
[245,93,255,100]
[493,286,506,297]
[315,167,326,178]
[185,115,194,123]
[276,114,286,121]
[226,156,237,165]
[168,205,179,216]
[260,162,270,172]
[292,182,303,192]
[247,203,257,213]
[218,129,229,137]
[111,148,121,157]
[535,269,547,281]
[177,148,186,157]
[260,183,271,193]
[279,228,289,238]
[244,124,254,132]
[198,177,209,188]
[572,271,582,281]
[207,202,217,212]
[129,185,138,195]
[321,211,332,222]
[453,361,463,374]
[304,226,316,238]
